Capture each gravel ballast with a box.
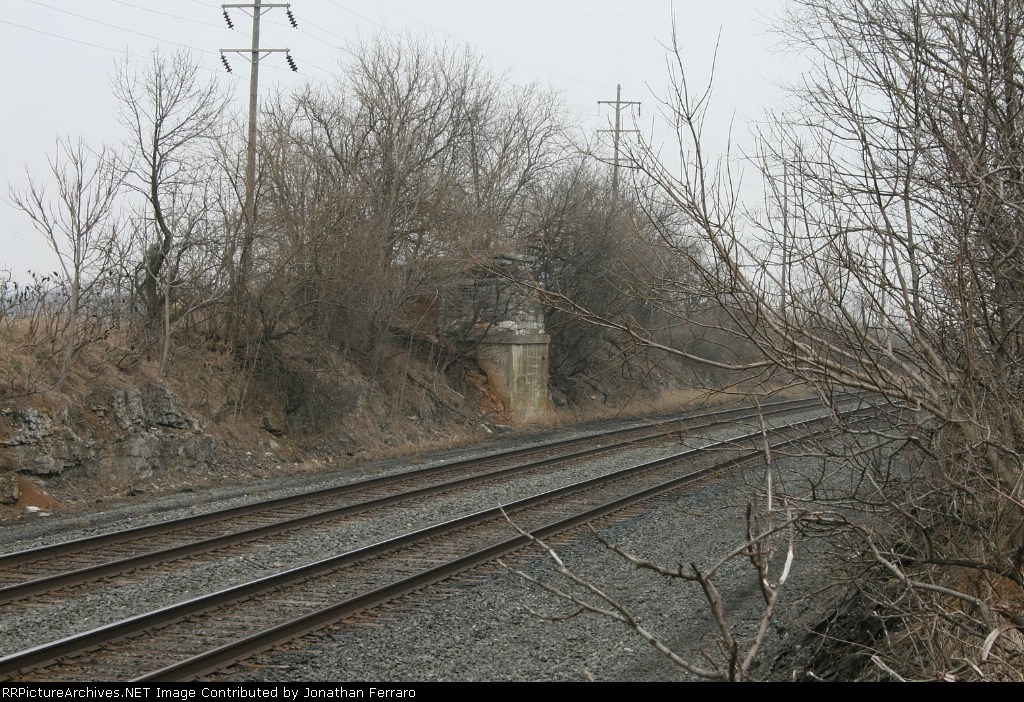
[0,406,850,680]
[217,453,844,682]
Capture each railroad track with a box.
[0,397,879,681]
[0,396,826,604]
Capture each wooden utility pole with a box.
[243,0,262,281]
[220,2,297,313]
[782,158,789,313]
[598,84,640,199]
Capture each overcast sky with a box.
[1,0,794,277]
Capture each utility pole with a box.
[782,158,789,314]
[598,84,640,199]
[220,2,297,318]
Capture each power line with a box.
[323,0,602,118]
[14,0,301,79]
[25,0,221,57]
[0,17,238,81]
[255,12,358,72]
[108,0,234,31]
[0,17,145,57]
[220,1,297,325]
[367,0,613,90]
[598,84,641,198]
[325,0,387,30]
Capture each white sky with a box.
[1,0,794,276]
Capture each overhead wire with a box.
[368,0,614,91]
[25,0,221,57]
[108,0,234,31]
[325,0,605,119]
[9,0,650,129]
[19,0,609,117]
[15,0,317,80]
[0,17,152,60]
[1,8,244,86]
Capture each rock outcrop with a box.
[0,383,215,505]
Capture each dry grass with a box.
[0,316,805,519]
[0,322,58,399]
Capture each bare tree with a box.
[111,49,236,379]
[505,0,1024,680]
[503,475,801,681]
[113,49,230,344]
[256,36,567,383]
[9,137,123,387]
[659,0,1024,678]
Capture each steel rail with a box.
[0,398,833,603]
[0,395,823,569]
[142,412,861,681]
[0,408,865,681]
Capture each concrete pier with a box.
[476,331,550,422]
[441,255,551,422]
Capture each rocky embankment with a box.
[1,385,214,508]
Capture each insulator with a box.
[286,8,298,28]
[220,53,232,73]
[222,9,234,29]
[286,53,298,72]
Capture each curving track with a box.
[0,395,875,681]
[0,397,824,602]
